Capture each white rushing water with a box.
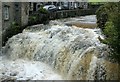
[0,56,62,80]
[1,15,120,80]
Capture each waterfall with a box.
[2,15,120,80]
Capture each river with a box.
[0,15,120,80]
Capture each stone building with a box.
[1,2,29,46]
[0,1,2,49]
[2,2,29,31]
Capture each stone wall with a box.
[2,2,15,31]
[0,1,2,49]
[29,9,96,25]
[2,2,30,46]
[21,2,29,26]
[2,2,29,30]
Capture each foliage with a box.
[105,12,120,62]
[28,15,38,25]
[28,6,49,25]
[2,22,20,46]
[38,7,48,14]
[96,2,120,63]
[11,22,20,33]
[96,2,118,30]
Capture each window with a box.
[4,6,9,20]
[15,4,19,11]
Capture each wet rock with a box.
[1,76,16,82]
[2,72,5,75]
[40,71,42,73]
[10,72,18,76]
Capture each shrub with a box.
[28,15,38,25]
[2,22,20,46]
[28,7,49,25]
[11,22,20,33]
[38,7,48,14]
[96,2,118,30]
[96,2,120,63]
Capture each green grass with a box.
[88,0,117,2]
[89,0,103,2]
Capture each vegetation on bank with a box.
[2,7,50,46]
[28,7,49,25]
[2,22,27,46]
[2,22,20,46]
[96,2,120,63]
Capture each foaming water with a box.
[2,15,120,80]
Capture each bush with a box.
[28,15,38,25]
[96,2,118,30]
[38,7,48,14]
[2,22,20,46]
[11,22,20,33]
[96,2,120,63]
[28,7,49,25]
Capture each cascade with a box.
[1,15,120,80]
